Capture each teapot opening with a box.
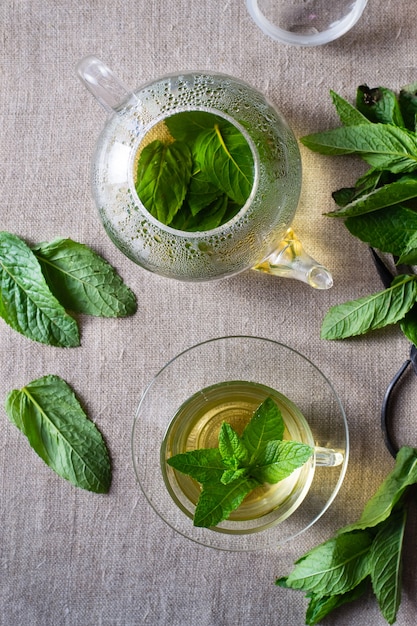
[130,109,258,236]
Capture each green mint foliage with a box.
[0,231,80,347]
[135,111,254,231]
[136,140,193,225]
[0,232,136,346]
[301,83,417,345]
[277,446,417,625]
[356,85,405,127]
[32,238,137,317]
[370,508,406,624]
[167,397,313,528]
[321,275,417,340]
[5,374,111,493]
[398,82,417,131]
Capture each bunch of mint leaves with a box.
[0,231,137,347]
[277,445,417,625]
[167,397,313,528]
[300,83,417,345]
[5,374,111,493]
[135,111,254,231]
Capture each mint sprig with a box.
[300,83,417,345]
[277,446,417,625]
[167,397,313,528]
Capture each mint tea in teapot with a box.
[133,111,255,232]
[78,57,332,288]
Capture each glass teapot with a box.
[77,56,332,289]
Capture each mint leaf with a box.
[281,531,372,596]
[326,175,417,218]
[399,82,417,131]
[341,447,417,532]
[166,448,225,484]
[356,85,405,127]
[32,238,137,317]
[330,90,371,126]
[4,375,111,493]
[370,507,407,625]
[345,205,417,262]
[193,477,258,527]
[251,440,313,484]
[301,124,417,174]
[399,305,417,345]
[186,170,222,216]
[0,231,79,347]
[194,123,254,205]
[164,111,225,142]
[221,467,248,485]
[241,397,285,463]
[135,139,192,224]
[303,580,370,626]
[321,276,417,340]
[218,422,249,465]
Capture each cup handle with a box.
[314,446,344,467]
[252,228,333,290]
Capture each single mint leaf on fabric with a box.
[32,238,137,317]
[167,448,226,484]
[193,477,258,527]
[330,90,371,126]
[303,579,370,626]
[241,397,285,463]
[135,139,192,225]
[4,374,111,493]
[164,111,225,142]
[281,530,373,596]
[345,204,417,262]
[194,123,254,205]
[0,231,79,347]
[370,507,407,625]
[221,467,248,485]
[321,276,417,340]
[399,82,417,132]
[251,440,313,484]
[218,422,249,465]
[300,124,417,174]
[340,447,417,532]
[326,176,417,218]
[356,85,405,127]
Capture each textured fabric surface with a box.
[1,1,417,624]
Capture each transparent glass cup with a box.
[132,336,349,551]
[246,0,369,46]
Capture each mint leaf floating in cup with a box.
[0,231,80,347]
[277,446,417,625]
[5,375,111,493]
[167,397,313,528]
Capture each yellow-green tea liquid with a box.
[162,381,315,522]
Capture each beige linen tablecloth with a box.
[1,1,416,624]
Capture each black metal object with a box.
[370,248,416,458]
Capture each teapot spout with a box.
[253,228,333,289]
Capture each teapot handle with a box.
[253,228,333,289]
[76,56,136,114]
